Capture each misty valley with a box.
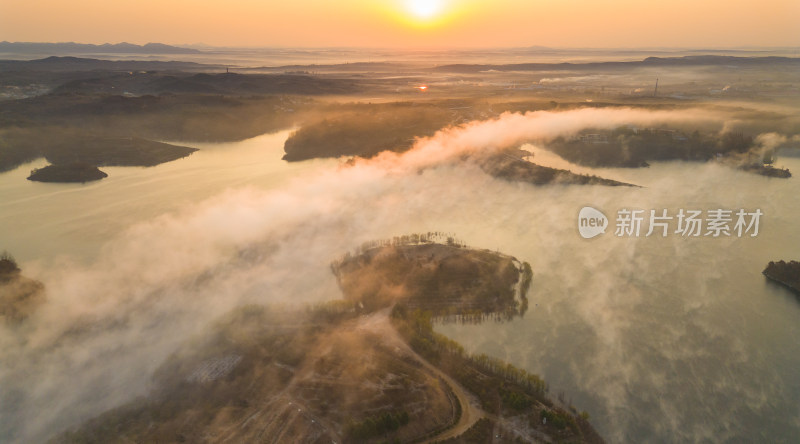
[1,48,799,443]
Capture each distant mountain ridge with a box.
[0,56,218,72]
[0,41,201,54]
[431,55,800,73]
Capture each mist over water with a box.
[436,159,800,442]
[1,110,799,442]
[0,131,334,264]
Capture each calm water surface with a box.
[1,132,798,442]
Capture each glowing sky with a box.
[1,0,798,48]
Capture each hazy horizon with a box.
[2,0,798,48]
[3,41,800,50]
[2,41,798,69]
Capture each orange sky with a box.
[1,0,798,48]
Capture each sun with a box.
[406,0,444,20]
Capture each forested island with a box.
[27,163,107,183]
[763,260,800,295]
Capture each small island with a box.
[739,164,792,178]
[763,260,800,295]
[27,163,108,183]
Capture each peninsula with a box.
[59,237,603,443]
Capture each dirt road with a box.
[355,309,486,443]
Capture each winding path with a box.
[355,309,486,443]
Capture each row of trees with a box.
[392,307,548,400]
[334,232,468,264]
[540,408,577,431]
[470,353,548,397]
[345,410,410,440]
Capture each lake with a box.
[1,130,798,442]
